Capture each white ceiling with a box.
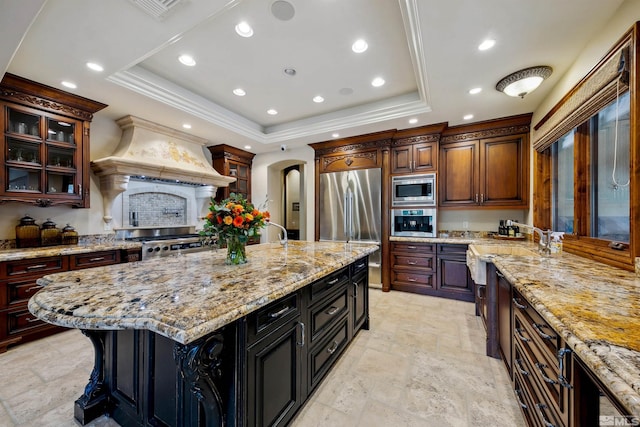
[1,0,625,153]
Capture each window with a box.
[551,130,575,234]
[591,91,630,242]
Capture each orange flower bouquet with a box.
[200,193,269,264]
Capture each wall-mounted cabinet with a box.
[0,74,107,207]
[390,123,445,175]
[439,114,531,209]
[208,144,255,202]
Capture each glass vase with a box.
[225,236,247,265]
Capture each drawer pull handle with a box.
[297,322,305,347]
[268,306,290,318]
[407,261,417,265]
[26,317,40,323]
[512,297,528,310]
[514,358,529,376]
[557,348,573,389]
[89,257,105,262]
[26,264,47,270]
[535,403,556,427]
[353,282,358,298]
[534,362,558,384]
[533,323,556,340]
[327,340,339,355]
[407,246,417,249]
[514,389,527,409]
[477,286,485,299]
[515,327,530,342]
[26,286,41,293]
[326,306,339,316]
[326,278,339,286]
[356,262,366,269]
[407,278,417,282]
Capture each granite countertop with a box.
[0,241,143,262]
[468,244,640,417]
[28,241,377,345]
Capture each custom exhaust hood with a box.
[91,115,234,224]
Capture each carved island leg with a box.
[74,329,108,425]
[174,332,227,426]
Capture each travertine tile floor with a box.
[0,289,525,426]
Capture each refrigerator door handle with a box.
[345,190,353,240]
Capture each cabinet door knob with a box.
[475,194,479,203]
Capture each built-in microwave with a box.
[391,173,436,206]
[391,208,437,237]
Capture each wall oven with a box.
[391,208,437,237]
[391,173,436,206]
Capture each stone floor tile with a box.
[0,402,15,426]
[290,400,358,427]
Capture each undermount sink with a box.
[470,245,540,257]
[467,244,540,285]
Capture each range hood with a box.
[91,115,234,224]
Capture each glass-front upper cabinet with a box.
[0,73,107,208]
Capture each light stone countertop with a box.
[0,241,143,262]
[392,235,640,416]
[28,241,377,345]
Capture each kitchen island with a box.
[28,240,377,426]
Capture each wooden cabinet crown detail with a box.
[441,124,531,143]
[391,133,440,146]
[0,89,96,122]
[322,151,377,169]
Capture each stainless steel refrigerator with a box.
[319,169,381,285]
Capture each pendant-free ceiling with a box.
[496,66,553,98]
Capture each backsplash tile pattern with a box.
[128,192,187,227]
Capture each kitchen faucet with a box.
[506,221,553,255]
[267,221,288,248]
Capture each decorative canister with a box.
[40,218,61,246]
[61,223,79,245]
[15,214,40,248]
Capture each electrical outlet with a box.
[462,221,469,229]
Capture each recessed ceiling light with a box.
[332,133,340,138]
[235,21,254,37]
[61,81,77,89]
[409,118,418,124]
[271,1,295,21]
[182,123,192,129]
[371,77,385,87]
[178,54,196,66]
[267,109,278,115]
[352,39,368,53]
[86,62,104,72]
[244,145,252,150]
[313,95,324,103]
[469,87,482,95]
[463,114,474,120]
[478,39,495,51]
[233,88,246,96]
[283,68,296,76]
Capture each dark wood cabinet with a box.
[246,316,304,427]
[497,269,513,377]
[390,142,437,174]
[439,114,531,209]
[436,244,474,302]
[207,144,255,202]
[0,250,131,353]
[390,242,474,301]
[0,73,106,207]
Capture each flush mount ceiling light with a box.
[496,66,553,98]
[178,54,196,66]
[235,21,254,37]
[352,39,368,53]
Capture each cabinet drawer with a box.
[512,289,561,361]
[246,293,300,345]
[391,253,435,270]
[351,257,368,276]
[308,317,349,391]
[391,243,435,253]
[1,306,51,336]
[513,368,538,427]
[390,270,435,287]
[1,278,42,307]
[1,256,67,279]
[70,250,120,270]
[309,284,349,344]
[437,243,468,257]
[310,267,349,304]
